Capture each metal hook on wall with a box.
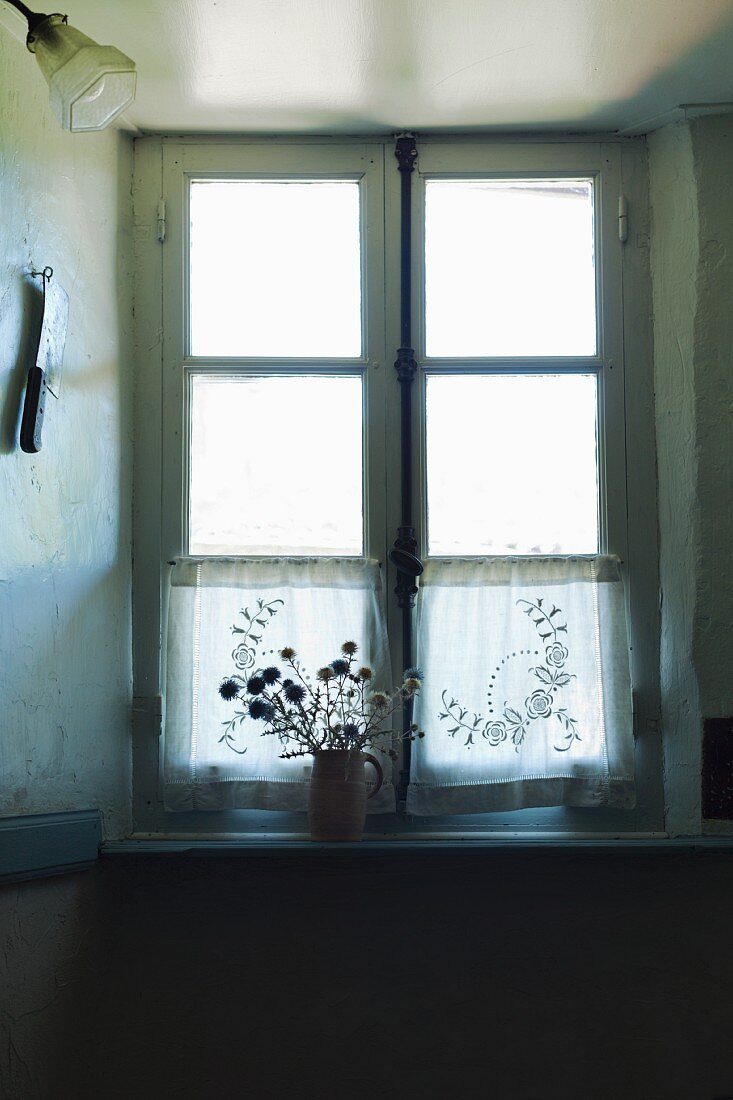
[31,265,54,283]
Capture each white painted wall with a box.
[0,31,133,837]
[689,116,733,722]
[649,115,733,835]
[648,123,701,835]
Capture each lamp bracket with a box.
[1,0,66,45]
[25,12,68,52]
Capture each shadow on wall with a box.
[0,870,105,1100]
[584,11,733,133]
[0,565,131,825]
[395,8,733,134]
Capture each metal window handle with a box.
[363,753,384,800]
[389,547,424,576]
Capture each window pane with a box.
[190,180,361,357]
[189,375,363,555]
[425,179,596,357]
[426,374,599,555]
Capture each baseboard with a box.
[0,810,102,884]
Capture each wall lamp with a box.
[3,0,136,131]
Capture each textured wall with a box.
[649,117,733,833]
[690,116,733,722]
[648,123,702,835]
[2,853,733,1099]
[0,31,133,836]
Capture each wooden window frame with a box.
[132,135,661,838]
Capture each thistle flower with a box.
[218,678,240,701]
[248,698,271,720]
[218,635,422,764]
[284,682,306,705]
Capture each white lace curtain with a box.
[164,555,634,816]
[407,556,635,814]
[163,557,394,812]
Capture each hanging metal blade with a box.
[20,268,68,453]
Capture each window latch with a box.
[133,694,163,734]
[157,199,166,244]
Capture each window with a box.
[132,137,660,835]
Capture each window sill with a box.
[101,833,733,857]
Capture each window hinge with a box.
[133,694,163,734]
[618,195,628,244]
[157,199,166,244]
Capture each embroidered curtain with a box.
[407,556,635,814]
[163,557,394,812]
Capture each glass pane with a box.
[425,179,596,357]
[190,180,361,357]
[426,374,599,555]
[189,375,363,555]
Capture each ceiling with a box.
[4,0,733,133]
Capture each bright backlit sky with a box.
[188,178,598,556]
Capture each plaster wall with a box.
[0,32,134,836]
[649,118,733,834]
[689,116,733,721]
[648,123,702,835]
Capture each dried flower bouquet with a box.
[219,641,423,759]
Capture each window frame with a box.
[160,141,388,569]
[411,142,624,568]
[132,134,662,838]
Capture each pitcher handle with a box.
[363,752,384,800]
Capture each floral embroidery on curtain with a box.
[163,557,394,813]
[438,595,581,752]
[408,555,635,815]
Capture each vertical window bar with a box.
[389,134,424,807]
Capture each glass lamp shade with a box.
[28,15,136,131]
